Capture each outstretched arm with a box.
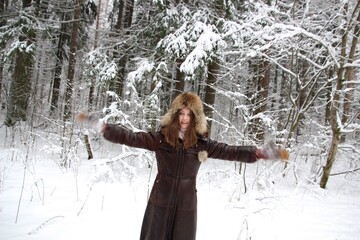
[101,124,161,151]
[203,138,288,163]
[77,112,161,151]
[204,139,258,163]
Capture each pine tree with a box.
[5,0,36,126]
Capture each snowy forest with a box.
[1,0,360,239]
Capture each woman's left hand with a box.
[256,140,289,161]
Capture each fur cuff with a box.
[198,151,208,162]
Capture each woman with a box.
[99,92,287,240]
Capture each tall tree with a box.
[256,59,270,141]
[175,59,185,95]
[63,0,83,121]
[88,0,103,111]
[50,14,68,114]
[50,0,96,116]
[5,0,36,126]
[108,0,134,99]
[340,4,360,142]
[320,1,360,188]
[246,57,270,142]
[59,0,97,121]
[0,0,6,102]
[202,1,228,136]
[203,60,219,136]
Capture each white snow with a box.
[0,128,359,240]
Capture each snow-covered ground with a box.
[1,128,359,240]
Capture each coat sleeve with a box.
[203,138,258,163]
[102,123,161,151]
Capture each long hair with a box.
[161,109,198,149]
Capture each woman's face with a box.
[179,107,192,129]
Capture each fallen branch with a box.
[15,165,27,224]
[77,184,93,216]
[330,167,360,176]
[28,216,64,235]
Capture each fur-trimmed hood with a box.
[161,92,208,135]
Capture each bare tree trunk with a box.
[0,0,5,102]
[124,0,134,29]
[88,0,102,111]
[5,0,35,126]
[320,130,340,188]
[113,0,125,98]
[175,59,185,95]
[0,50,3,102]
[277,68,287,130]
[324,68,333,125]
[84,134,93,160]
[85,9,102,157]
[115,0,125,31]
[63,0,83,121]
[0,0,9,20]
[204,60,219,136]
[93,0,101,50]
[110,0,134,99]
[320,64,343,188]
[248,58,269,142]
[115,56,127,98]
[341,5,360,141]
[254,59,270,142]
[51,17,67,114]
[320,2,360,188]
[296,51,309,137]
